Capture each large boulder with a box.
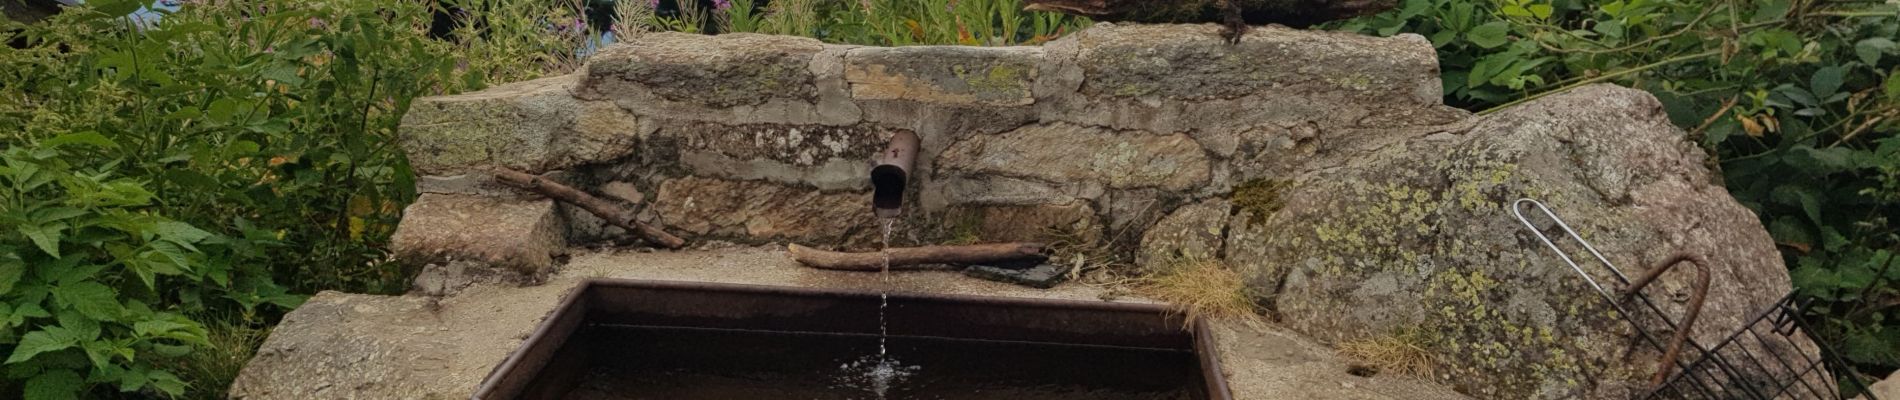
[1226,84,1800,399]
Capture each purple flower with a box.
[713,0,731,10]
[647,0,660,8]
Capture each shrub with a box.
[0,0,586,397]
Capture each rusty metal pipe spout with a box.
[871,131,919,219]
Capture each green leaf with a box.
[38,132,118,149]
[1810,66,1845,99]
[17,224,62,259]
[1886,72,1900,101]
[1528,4,1553,19]
[155,220,213,249]
[145,369,185,397]
[206,98,240,124]
[28,208,86,224]
[1856,38,1895,66]
[1465,22,1511,49]
[0,256,21,296]
[6,329,76,364]
[53,282,120,322]
[1769,185,1825,225]
[22,369,81,400]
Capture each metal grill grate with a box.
[1511,199,1879,400]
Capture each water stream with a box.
[854,217,913,399]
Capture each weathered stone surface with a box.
[937,123,1212,191]
[941,201,1101,244]
[584,32,822,108]
[661,121,895,167]
[965,263,1074,288]
[598,181,644,204]
[1227,85,1803,399]
[1138,199,1231,269]
[580,33,862,125]
[653,177,875,246]
[1065,24,1438,104]
[1862,371,1900,400]
[654,121,904,190]
[399,75,639,175]
[389,193,566,276]
[1034,24,1444,134]
[844,46,1040,106]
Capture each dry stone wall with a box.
[390,23,1806,399]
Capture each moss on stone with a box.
[1231,178,1289,224]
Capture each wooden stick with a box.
[491,168,686,249]
[787,243,1049,271]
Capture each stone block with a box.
[845,46,1040,106]
[399,75,639,175]
[936,123,1211,191]
[653,177,874,246]
[1137,199,1231,269]
[389,193,566,276]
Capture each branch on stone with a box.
[491,168,687,249]
[786,243,1050,271]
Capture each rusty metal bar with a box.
[1623,253,1712,390]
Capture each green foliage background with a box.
[0,0,1893,398]
[0,0,585,398]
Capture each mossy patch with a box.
[1230,178,1289,224]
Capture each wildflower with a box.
[648,0,660,8]
[713,0,731,10]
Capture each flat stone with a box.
[653,177,875,246]
[577,34,862,126]
[656,120,896,167]
[582,32,823,108]
[1137,199,1232,269]
[845,46,1040,106]
[964,263,1074,289]
[936,123,1212,191]
[399,75,638,175]
[1861,370,1900,400]
[598,181,644,204]
[388,193,566,276]
[1064,24,1439,105]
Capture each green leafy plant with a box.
[1338,0,1900,382]
[1,138,212,398]
[1,0,590,397]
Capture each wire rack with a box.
[1512,198,1879,400]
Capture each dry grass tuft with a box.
[1336,329,1439,378]
[1136,259,1262,324]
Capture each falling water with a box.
[871,218,899,397]
[831,219,921,399]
